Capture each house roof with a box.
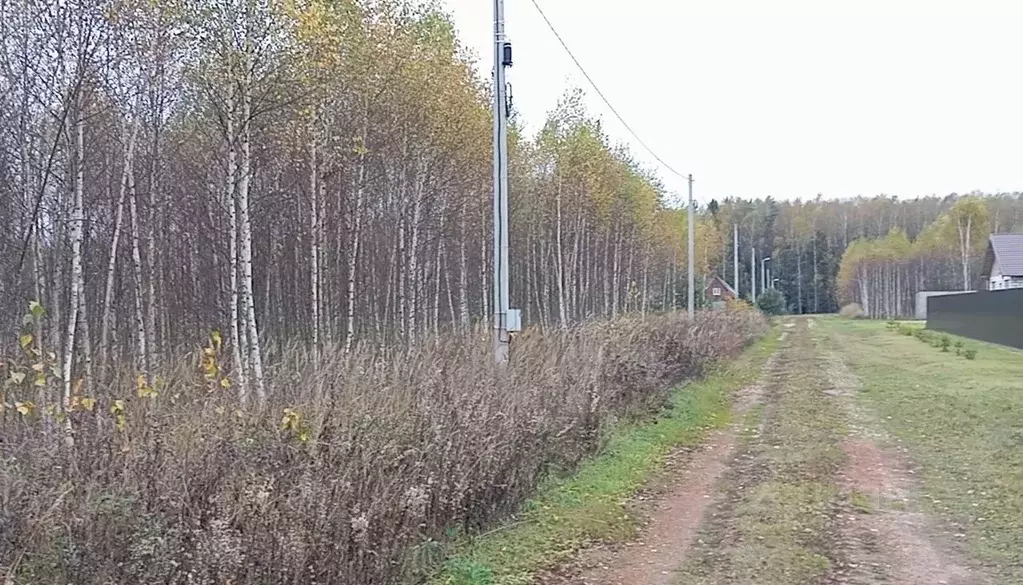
[705,275,736,295]
[989,234,1023,276]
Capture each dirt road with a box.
[543,318,989,585]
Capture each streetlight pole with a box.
[492,0,512,364]
[733,223,739,295]
[751,247,756,303]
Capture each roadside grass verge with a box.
[674,320,846,585]
[817,317,1023,579]
[432,331,779,585]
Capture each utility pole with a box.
[492,0,514,364]
[733,223,739,294]
[687,174,695,318]
[751,246,757,303]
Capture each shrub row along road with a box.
[544,317,1021,585]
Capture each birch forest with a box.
[706,192,1021,320]
[0,0,737,389]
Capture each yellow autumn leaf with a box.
[137,374,157,398]
[19,333,32,349]
[220,377,231,389]
[80,397,96,411]
[15,401,35,416]
[34,373,46,387]
[9,371,26,385]
[211,330,222,350]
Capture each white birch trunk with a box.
[146,123,159,362]
[309,133,320,355]
[63,105,86,417]
[128,132,150,376]
[958,216,972,291]
[458,200,470,330]
[554,174,568,328]
[611,222,621,317]
[238,56,265,401]
[407,163,424,345]
[100,115,140,368]
[226,76,247,398]
[344,113,368,352]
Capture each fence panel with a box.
[927,289,1023,349]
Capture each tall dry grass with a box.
[0,310,766,584]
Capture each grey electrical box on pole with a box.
[492,0,513,364]
[687,174,695,318]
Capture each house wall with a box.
[987,257,1023,290]
[704,277,736,302]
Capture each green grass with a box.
[816,317,1023,580]
[850,490,874,514]
[431,333,779,585]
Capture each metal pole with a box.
[687,174,695,318]
[492,0,510,364]
[761,257,770,293]
[751,246,756,303]
[733,223,739,294]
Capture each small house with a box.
[981,234,1023,291]
[704,275,736,308]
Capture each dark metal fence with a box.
[927,289,1023,349]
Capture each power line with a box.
[527,0,690,183]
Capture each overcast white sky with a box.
[445,0,1023,203]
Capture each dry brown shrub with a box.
[839,302,866,318]
[0,310,766,584]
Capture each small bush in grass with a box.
[886,320,898,330]
[939,335,951,351]
[444,558,494,585]
[964,349,978,360]
[955,340,964,355]
[839,303,866,319]
[897,324,916,336]
[916,329,938,345]
[756,289,787,316]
